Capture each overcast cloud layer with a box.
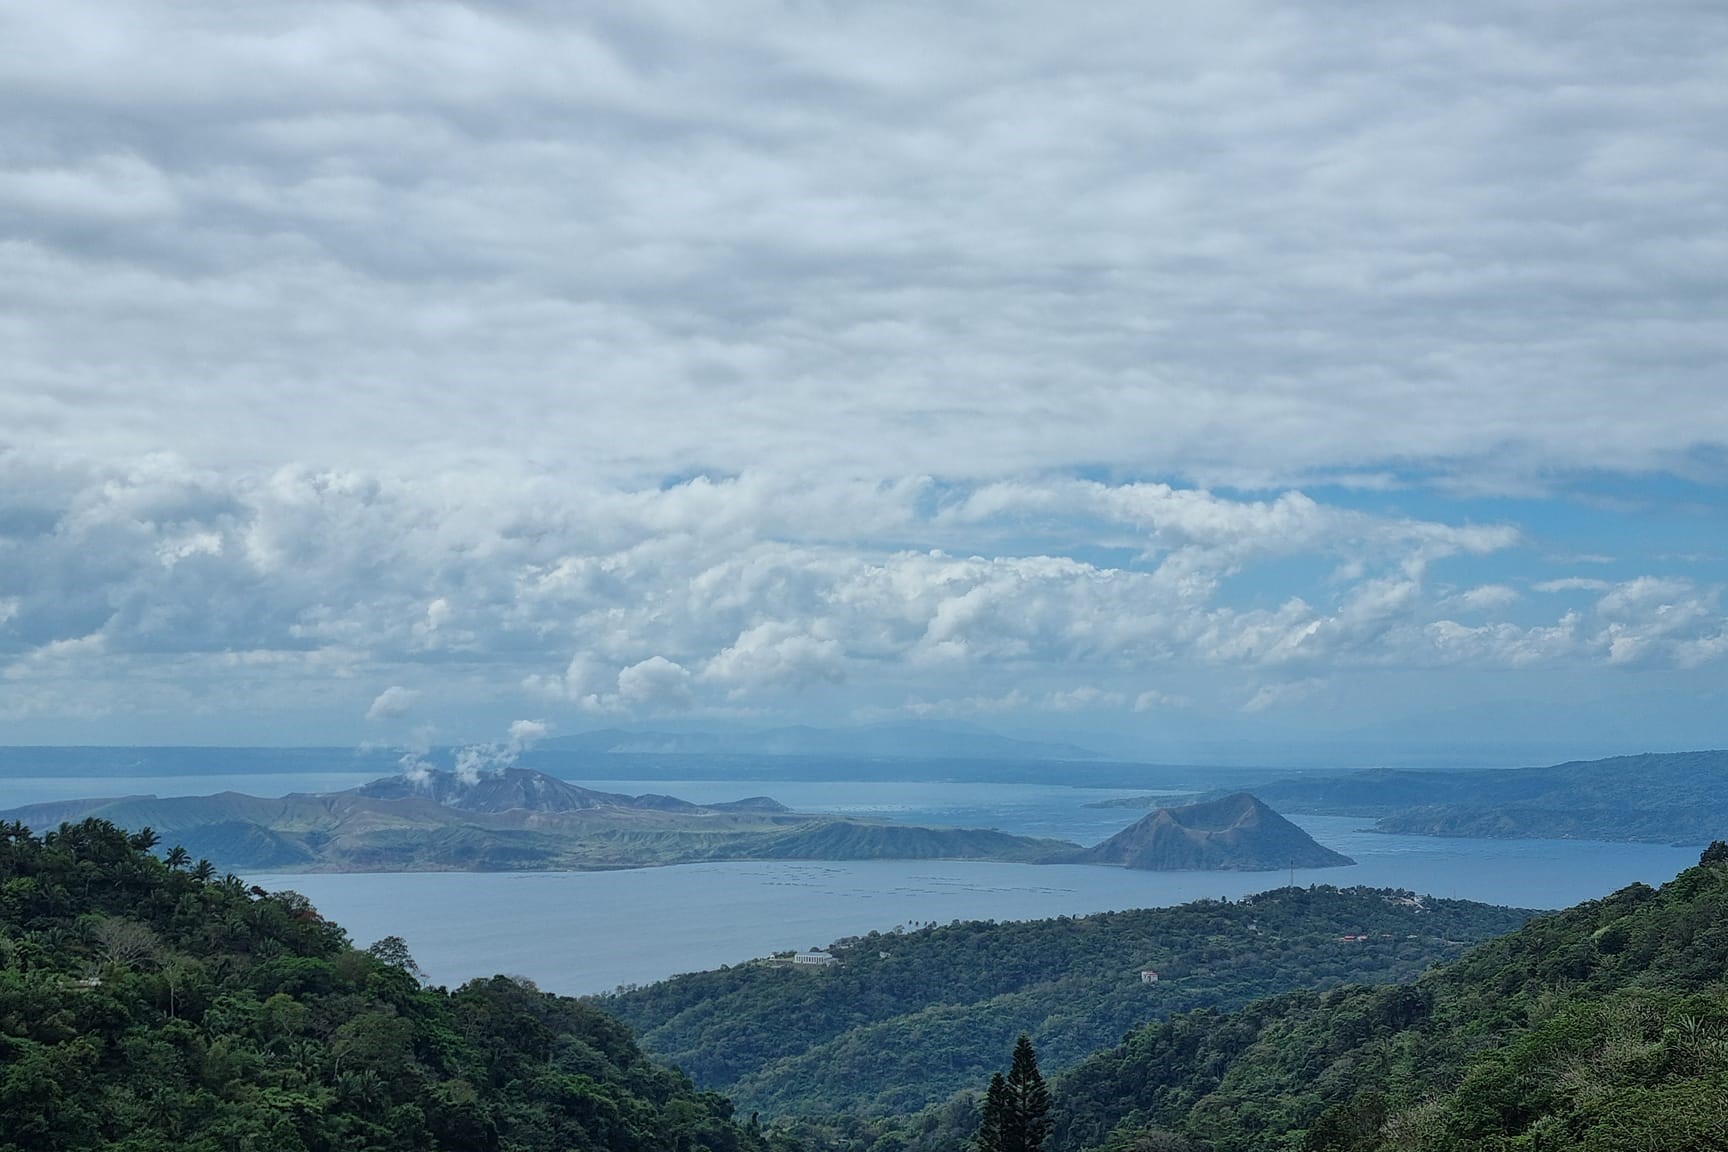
[1,1,1724,753]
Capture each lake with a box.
[241,778,1697,996]
[1,768,1700,996]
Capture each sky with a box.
[0,1,1725,762]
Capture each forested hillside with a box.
[600,888,1533,1116]
[0,818,774,1152]
[766,849,1728,1152]
[1045,843,1728,1151]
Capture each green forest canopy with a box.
[0,817,774,1152]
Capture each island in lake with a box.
[1072,792,1354,871]
[0,769,1349,875]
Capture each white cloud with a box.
[903,686,1126,718]
[616,656,694,711]
[365,685,419,721]
[0,453,1721,738]
[0,2,1723,492]
[1443,584,1521,612]
[1044,686,1126,713]
[1134,689,1194,712]
[506,718,549,751]
[1534,578,1613,593]
[701,622,844,698]
[0,0,1723,751]
[1242,679,1324,714]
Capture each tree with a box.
[977,1074,1008,1152]
[165,845,190,870]
[368,935,427,982]
[1004,1034,1052,1152]
[977,1036,1050,1152]
[90,916,162,970]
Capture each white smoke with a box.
[396,725,439,786]
[399,750,434,785]
[449,719,552,785]
[507,719,549,753]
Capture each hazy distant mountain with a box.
[1068,793,1353,871]
[1243,749,1728,845]
[539,722,1100,761]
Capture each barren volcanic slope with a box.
[1068,793,1353,871]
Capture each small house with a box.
[1139,969,1159,984]
[793,950,837,967]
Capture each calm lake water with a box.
[1,769,1699,996]
[252,780,1697,996]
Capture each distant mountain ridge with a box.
[1241,748,1728,844]
[1069,793,1354,871]
[539,722,1100,761]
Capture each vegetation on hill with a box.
[1044,843,1728,1151]
[761,848,1728,1152]
[976,1036,1051,1152]
[599,888,1534,1117]
[1240,749,1728,845]
[0,817,774,1152]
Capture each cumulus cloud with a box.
[507,718,549,752]
[365,685,419,721]
[616,657,693,711]
[701,622,844,698]
[0,453,1722,739]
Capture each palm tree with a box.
[165,845,190,870]
[191,858,216,883]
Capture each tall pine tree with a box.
[977,1073,1008,1152]
[977,1035,1050,1152]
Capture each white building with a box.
[1140,969,1160,984]
[793,950,837,967]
